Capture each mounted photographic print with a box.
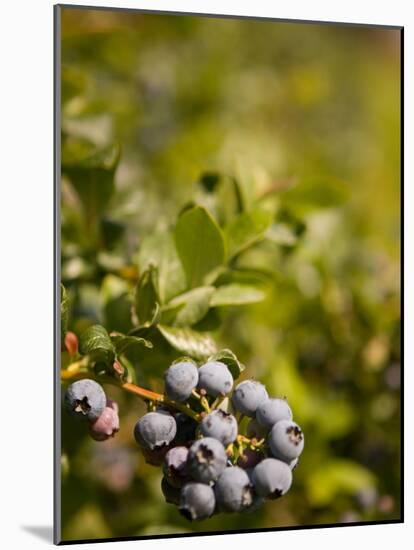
[54,4,403,545]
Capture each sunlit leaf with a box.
[165,286,215,327]
[175,206,226,288]
[137,231,186,303]
[210,284,265,307]
[158,324,217,361]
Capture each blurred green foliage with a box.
[59,7,401,542]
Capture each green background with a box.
[60,7,401,542]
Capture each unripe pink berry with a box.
[89,400,120,441]
[64,331,79,356]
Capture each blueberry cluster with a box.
[134,360,305,520]
[64,379,120,441]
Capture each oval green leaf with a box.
[175,206,226,288]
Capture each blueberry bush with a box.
[61,182,306,520]
[59,7,401,542]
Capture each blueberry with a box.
[200,410,238,446]
[198,361,233,397]
[164,361,199,402]
[179,482,216,520]
[232,380,268,417]
[134,411,177,450]
[161,476,181,505]
[187,437,227,483]
[252,458,292,499]
[246,418,268,440]
[163,446,190,488]
[256,398,292,429]
[268,420,304,463]
[64,379,106,422]
[215,466,255,512]
[89,399,120,441]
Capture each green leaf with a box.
[281,178,349,215]
[210,284,265,307]
[135,266,159,325]
[122,325,183,377]
[208,349,245,380]
[214,267,274,287]
[225,208,273,259]
[159,302,185,326]
[101,275,133,334]
[110,333,153,355]
[158,324,217,361]
[62,136,120,219]
[166,286,215,327]
[137,231,186,303]
[306,459,376,507]
[79,324,115,365]
[61,284,69,340]
[175,206,226,288]
[128,303,160,333]
[117,354,137,384]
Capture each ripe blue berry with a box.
[163,446,190,488]
[161,476,181,505]
[187,437,227,483]
[198,361,233,397]
[179,482,216,520]
[232,380,268,417]
[256,398,292,429]
[252,458,292,499]
[164,361,199,402]
[200,410,238,446]
[89,399,120,441]
[268,420,304,463]
[215,466,254,512]
[64,379,106,422]
[134,411,177,450]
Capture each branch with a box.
[60,363,201,422]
